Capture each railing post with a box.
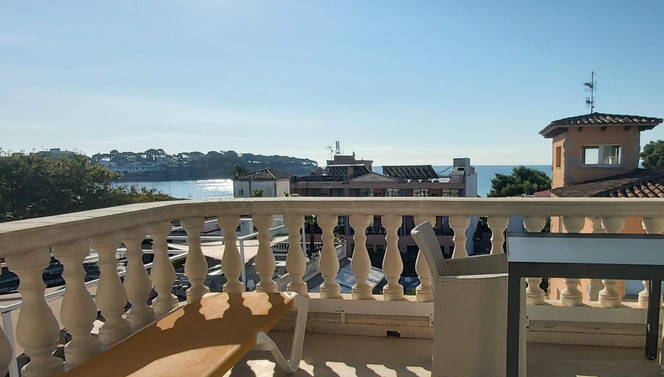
[218,215,244,293]
[317,214,342,299]
[599,217,625,308]
[284,213,308,296]
[180,217,210,303]
[414,215,435,302]
[560,216,585,306]
[487,216,509,255]
[382,214,405,301]
[523,216,547,305]
[147,221,178,316]
[122,228,155,330]
[253,214,278,293]
[52,239,101,369]
[587,218,605,301]
[449,215,470,258]
[0,312,17,377]
[91,233,132,348]
[349,214,374,300]
[5,248,64,377]
[640,217,664,308]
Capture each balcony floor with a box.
[225,331,663,377]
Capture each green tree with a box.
[304,215,317,257]
[487,166,551,197]
[251,189,264,197]
[640,140,664,170]
[0,154,172,222]
[232,164,249,178]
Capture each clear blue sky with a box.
[1,1,663,166]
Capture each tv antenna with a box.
[584,71,596,113]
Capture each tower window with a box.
[555,146,562,168]
[582,145,621,166]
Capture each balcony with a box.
[0,197,663,376]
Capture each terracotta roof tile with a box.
[540,112,662,138]
[552,169,664,198]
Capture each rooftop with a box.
[551,169,664,197]
[539,112,663,138]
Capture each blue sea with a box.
[117,165,551,200]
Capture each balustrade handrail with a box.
[2,197,664,256]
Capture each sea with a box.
[115,165,551,199]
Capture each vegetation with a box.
[487,166,551,197]
[640,140,664,170]
[0,154,172,222]
[92,149,318,181]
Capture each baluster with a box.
[449,215,469,258]
[640,217,664,308]
[350,214,374,300]
[317,214,341,298]
[560,216,585,306]
[587,218,605,301]
[0,325,12,377]
[218,215,244,293]
[523,216,547,305]
[91,234,132,348]
[382,214,405,301]
[253,215,278,292]
[122,228,155,330]
[52,240,100,369]
[5,248,64,377]
[487,216,509,255]
[599,217,625,308]
[147,221,178,316]
[284,214,307,296]
[181,217,210,302]
[414,215,435,302]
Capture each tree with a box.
[0,154,172,222]
[304,215,318,258]
[487,166,551,197]
[251,189,264,197]
[232,164,249,178]
[640,140,664,170]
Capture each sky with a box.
[1,1,663,167]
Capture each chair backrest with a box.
[411,221,446,277]
[412,221,508,278]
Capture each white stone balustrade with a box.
[414,215,435,302]
[122,227,155,330]
[51,239,100,370]
[317,214,341,299]
[147,220,178,316]
[284,214,307,296]
[91,233,132,348]
[0,197,663,376]
[382,214,405,301]
[218,215,245,293]
[253,214,278,293]
[180,217,210,302]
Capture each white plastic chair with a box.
[412,221,522,377]
[253,292,309,373]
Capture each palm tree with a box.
[232,164,249,178]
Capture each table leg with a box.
[646,279,661,360]
[507,275,521,377]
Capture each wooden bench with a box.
[64,292,308,376]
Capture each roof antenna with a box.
[584,71,596,114]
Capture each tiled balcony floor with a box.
[225,332,663,377]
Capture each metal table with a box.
[506,232,664,377]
